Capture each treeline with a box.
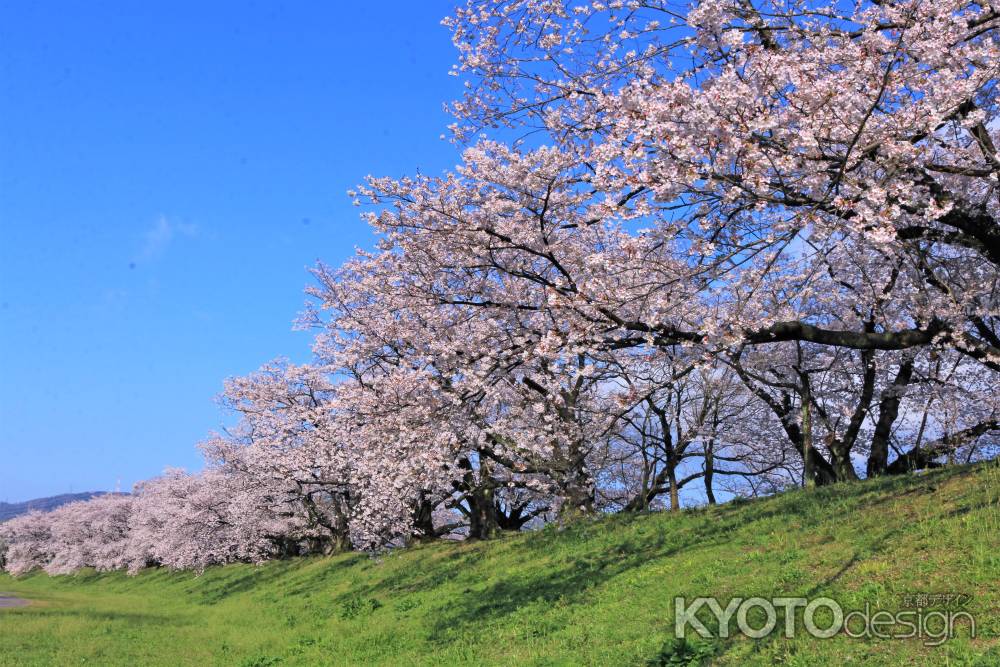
[3,0,999,574]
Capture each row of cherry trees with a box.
[3,0,998,574]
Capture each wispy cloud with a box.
[136,216,198,263]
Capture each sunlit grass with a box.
[1,461,997,666]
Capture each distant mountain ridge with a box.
[0,492,109,522]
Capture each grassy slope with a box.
[0,462,997,667]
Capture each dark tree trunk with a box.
[452,454,502,540]
[828,437,860,483]
[704,436,717,505]
[623,453,682,511]
[496,500,542,531]
[799,375,816,489]
[732,354,837,487]
[827,348,875,483]
[867,356,915,477]
[328,531,352,553]
[558,468,595,519]
[411,495,436,542]
[886,420,998,474]
[466,485,500,540]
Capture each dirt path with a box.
[0,594,29,608]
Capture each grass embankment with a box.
[1,461,998,666]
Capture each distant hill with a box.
[0,492,108,522]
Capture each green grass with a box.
[2,461,998,666]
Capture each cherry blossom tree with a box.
[0,511,54,576]
[4,0,998,576]
[124,467,306,573]
[42,494,133,575]
[200,360,354,553]
[443,0,1000,360]
[339,0,1000,492]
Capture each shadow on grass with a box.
[311,483,847,641]
[367,465,965,653]
[11,607,178,624]
[186,560,307,605]
[642,464,983,665]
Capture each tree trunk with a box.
[885,420,999,474]
[826,347,874,483]
[732,356,836,486]
[558,468,595,519]
[828,437,860,483]
[867,356,915,477]
[667,458,680,511]
[466,485,500,540]
[332,530,352,553]
[704,436,717,505]
[800,379,815,489]
[410,494,436,542]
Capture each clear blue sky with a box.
[0,1,461,502]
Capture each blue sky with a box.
[0,1,462,502]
